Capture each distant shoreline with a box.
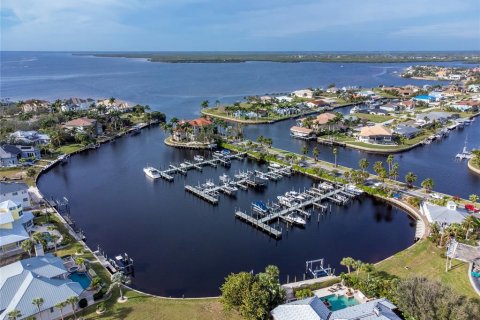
[73,52,480,64]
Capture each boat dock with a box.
[235,183,358,238]
[151,152,246,181]
[185,185,219,204]
[235,211,283,238]
[184,165,293,205]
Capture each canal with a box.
[245,113,480,199]
[37,126,415,297]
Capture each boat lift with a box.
[305,258,333,278]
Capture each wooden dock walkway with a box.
[153,152,246,181]
[235,211,282,238]
[233,185,353,238]
[185,185,219,204]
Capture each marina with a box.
[144,151,246,182]
[235,182,358,239]
[37,130,417,296]
[183,164,293,204]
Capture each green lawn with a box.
[376,240,477,299]
[352,113,394,123]
[56,143,85,154]
[79,290,242,320]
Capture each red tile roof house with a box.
[358,125,394,145]
[63,117,103,136]
[172,117,213,142]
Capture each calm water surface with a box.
[37,127,415,297]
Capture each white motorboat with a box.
[277,196,293,207]
[269,162,282,169]
[143,167,161,179]
[194,155,204,162]
[284,214,306,226]
[202,179,216,188]
[219,173,229,183]
[346,184,364,195]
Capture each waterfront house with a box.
[173,117,213,142]
[0,254,85,320]
[358,125,393,144]
[420,201,469,229]
[276,96,294,103]
[358,90,375,97]
[271,296,401,320]
[393,125,421,139]
[302,112,340,131]
[63,117,103,136]
[450,100,479,112]
[399,100,416,111]
[97,98,131,112]
[0,146,18,167]
[61,98,95,112]
[379,103,400,112]
[415,111,451,126]
[292,89,314,99]
[428,91,445,101]
[9,130,51,145]
[290,126,314,139]
[0,182,31,208]
[368,109,390,116]
[0,200,34,257]
[0,145,41,163]
[19,100,50,113]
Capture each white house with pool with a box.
[0,253,92,320]
[272,296,401,320]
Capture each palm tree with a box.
[66,296,79,320]
[312,147,319,161]
[55,301,68,320]
[301,145,308,156]
[361,263,375,283]
[111,272,131,301]
[109,97,116,105]
[386,155,394,173]
[405,172,417,188]
[340,257,355,274]
[390,163,399,182]
[469,194,479,205]
[359,158,369,174]
[332,147,338,167]
[50,234,60,252]
[201,100,209,109]
[353,260,363,277]
[21,239,34,257]
[421,178,434,193]
[32,298,44,320]
[463,215,478,240]
[373,161,384,176]
[7,309,22,320]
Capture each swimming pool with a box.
[69,271,91,289]
[321,294,360,311]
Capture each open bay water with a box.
[2,51,477,296]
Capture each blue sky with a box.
[1,0,479,51]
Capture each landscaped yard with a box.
[56,143,85,155]
[376,240,477,299]
[79,290,242,320]
[352,113,394,123]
